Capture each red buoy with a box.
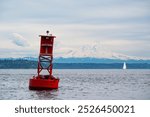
[29,31,59,90]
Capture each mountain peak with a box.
[55,43,149,60]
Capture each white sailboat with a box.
[123,62,127,69]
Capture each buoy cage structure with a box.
[29,31,59,90]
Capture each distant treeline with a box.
[0,60,150,69]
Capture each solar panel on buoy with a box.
[29,31,59,90]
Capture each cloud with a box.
[0,48,36,58]
[1,0,150,24]
[11,33,29,47]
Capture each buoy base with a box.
[29,75,59,90]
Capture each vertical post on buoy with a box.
[29,31,59,90]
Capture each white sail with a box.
[123,62,127,69]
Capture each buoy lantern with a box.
[29,31,59,90]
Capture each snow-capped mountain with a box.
[22,57,37,61]
[56,43,149,60]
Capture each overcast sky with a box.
[0,0,150,58]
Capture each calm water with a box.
[0,69,150,100]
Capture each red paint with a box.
[29,76,59,90]
[29,32,59,90]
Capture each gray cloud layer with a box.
[1,0,150,23]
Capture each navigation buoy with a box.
[29,31,59,90]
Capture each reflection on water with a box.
[33,89,59,100]
[0,69,150,100]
